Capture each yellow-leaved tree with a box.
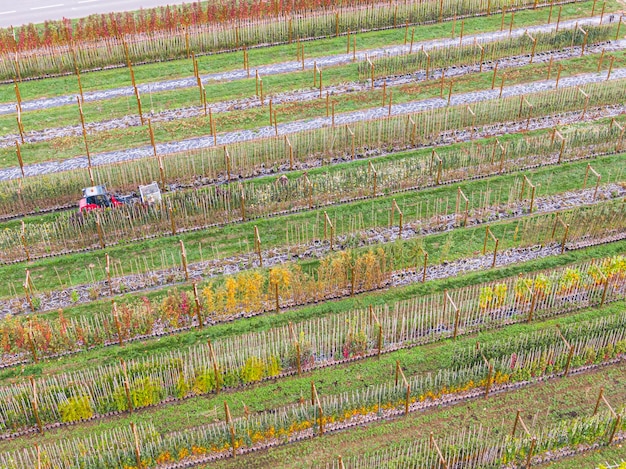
[225,277,238,315]
[269,266,292,310]
[237,271,264,312]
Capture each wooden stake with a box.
[429,433,448,468]
[597,48,605,72]
[15,140,24,177]
[382,80,387,106]
[254,225,263,267]
[600,1,606,24]
[112,300,123,346]
[29,377,43,434]
[207,339,221,393]
[16,104,25,144]
[289,322,302,375]
[319,68,323,98]
[105,253,112,296]
[607,56,614,80]
[74,62,84,104]
[180,240,189,281]
[225,401,237,457]
[193,282,203,329]
[121,358,133,414]
[35,444,41,469]
[548,0,554,23]
[131,422,142,469]
[203,87,207,117]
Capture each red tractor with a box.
[78,185,126,213]
[78,183,162,213]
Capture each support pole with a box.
[180,240,189,281]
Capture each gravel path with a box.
[2,40,623,150]
[1,64,625,182]
[0,15,613,116]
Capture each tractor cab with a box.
[79,185,124,213]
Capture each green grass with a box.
[0,297,623,455]
[2,45,624,169]
[0,0,615,104]
[3,237,624,384]
[538,447,626,469]
[2,153,623,299]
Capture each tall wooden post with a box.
[15,140,24,177]
[289,322,302,375]
[207,339,221,393]
[121,358,133,414]
[105,253,113,296]
[112,300,124,346]
[30,377,44,435]
[179,240,189,281]
[77,96,92,176]
[193,282,203,329]
[131,422,143,469]
[224,401,237,457]
[254,225,263,267]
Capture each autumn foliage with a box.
[0,0,374,54]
